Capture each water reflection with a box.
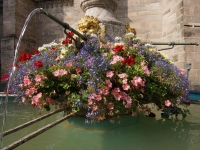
[0,98,200,150]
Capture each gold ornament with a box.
[78,16,101,34]
[125,23,136,35]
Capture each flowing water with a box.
[0,96,200,150]
[0,8,42,149]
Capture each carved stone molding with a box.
[36,0,74,9]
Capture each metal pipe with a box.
[141,42,199,51]
[1,108,63,137]
[39,8,87,41]
[141,42,199,46]
[142,42,199,46]
[1,111,77,150]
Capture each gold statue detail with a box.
[125,23,136,35]
[78,16,101,34]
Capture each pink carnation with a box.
[106,71,114,78]
[32,92,42,106]
[35,74,47,85]
[53,69,68,76]
[105,80,112,88]
[92,105,98,111]
[95,94,102,101]
[66,62,73,67]
[75,68,82,74]
[165,100,172,107]
[131,76,145,88]
[107,102,114,110]
[122,84,130,90]
[23,76,32,86]
[110,55,124,64]
[118,73,127,78]
[122,78,128,84]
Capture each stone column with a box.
[80,0,125,38]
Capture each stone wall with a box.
[35,0,84,47]
[0,0,200,91]
[15,0,37,54]
[0,8,3,75]
[115,0,162,42]
[183,0,200,91]
[1,0,36,75]
[161,0,185,67]
[1,0,16,75]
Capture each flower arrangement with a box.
[2,32,190,123]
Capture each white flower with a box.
[60,55,64,59]
[90,33,98,38]
[125,32,135,37]
[115,37,122,43]
[61,48,67,54]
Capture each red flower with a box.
[113,45,124,53]
[52,47,57,51]
[32,49,40,54]
[34,60,43,68]
[19,52,32,62]
[62,32,74,44]
[67,31,74,37]
[62,38,72,44]
[122,57,135,66]
[1,74,9,82]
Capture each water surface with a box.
[0,97,200,150]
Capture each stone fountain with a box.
[80,0,126,38]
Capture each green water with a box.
[0,97,200,150]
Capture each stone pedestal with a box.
[80,0,125,38]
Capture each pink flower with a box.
[107,102,114,110]
[113,93,122,101]
[66,62,73,67]
[165,100,172,107]
[22,97,28,104]
[46,97,55,105]
[179,69,186,75]
[53,69,68,76]
[118,73,127,78]
[55,56,60,61]
[131,76,145,88]
[100,42,105,48]
[125,103,132,108]
[35,74,47,85]
[110,55,124,64]
[122,78,128,84]
[102,89,109,95]
[105,80,112,88]
[23,76,32,86]
[89,94,95,99]
[92,105,98,111]
[88,99,93,105]
[106,71,114,78]
[25,87,37,97]
[32,92,42,106]
[98,116,105,121]
[143,66,150,75]
[141,62,150,75]
[112,88,120,93]
[120,92,128,100]
[122,84,130,90]
[75,68,82,74]
[95,94,102,101]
